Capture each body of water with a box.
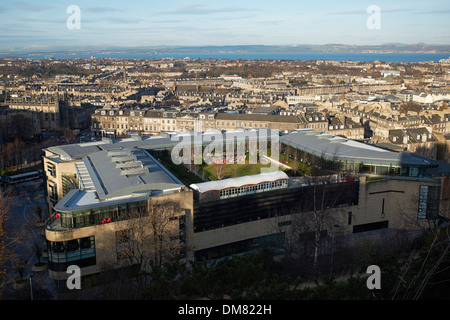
[5,51,450,63]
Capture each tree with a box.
[0,187,12,298]
[112,200,184,281]
[213,163,226,180]
[307,175,342,275]
[270,172,357,279]
[146,201,184,267]
[86,200,186,299]
[390,194,450,300]
[34,202,44,224]
[176,250,298,300]
[399,101,421,115]
[0,186,30,296]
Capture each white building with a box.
[413,92,450,104]
[286,95,323,105]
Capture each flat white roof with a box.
[190,171,288,194]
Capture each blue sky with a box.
[0,0,449,52]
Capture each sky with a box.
[0,0,449,52]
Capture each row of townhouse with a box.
[91,107,366,140]
[91,108,306,137]
[175,87,287,108]
[336,102,450,134]
[388,127,438,159]
[334,104,446,158]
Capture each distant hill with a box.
[5,43,450,57]
[105,44,450,54]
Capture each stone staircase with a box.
[75,162,95,192]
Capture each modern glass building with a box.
[43,129,446,281]
[45,146,189,279]
[280,129,431,177]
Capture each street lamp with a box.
[26,273,34,300]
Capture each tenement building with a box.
[6,93,70,130]
[91,107,307,138]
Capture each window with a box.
[418,185,440,219]
[418,186,428,219]
[47,236,96,270]
[47,163,56,177]
[116,230,134,260]
[49,184,57,201]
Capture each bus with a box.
[3,170,44,186]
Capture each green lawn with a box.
[156,149,312,183]
[159,155,203,186]
[198,160,276,181]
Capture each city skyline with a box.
[1,0,450,53]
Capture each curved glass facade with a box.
[46,236,96,272]
[48,200,147,231]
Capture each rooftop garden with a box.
[149,146,313,186]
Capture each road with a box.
[2,181,57,299]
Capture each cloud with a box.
[9,1,56,12]
[82,6,123,13]
[93,17,145,25]
[324,9,366,16]
[157,4,249,15]
[416,9,450,15]
[325,7,414,16]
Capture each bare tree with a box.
[0,187,12,298]
[213,163,226,180]
[147,201,184,267]
[0,186,30,298]
[307,175,343,275]
[115,200,184,271]
[86,200,187,298]
[270,174,350,278]
[390,190,450,300]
